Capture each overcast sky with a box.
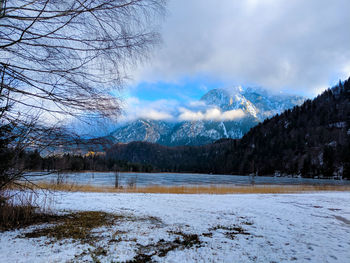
[84,0,350,132]
[129,0,350,95]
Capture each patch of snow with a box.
[220,122,228,138]
[284,121,290,128]
[318,152,324,166]
[329,122,347,128]
[227,129,243,139]
[328,141,337,147]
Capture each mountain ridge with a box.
[111,86,304,146]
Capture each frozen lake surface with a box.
[25,171,350,187]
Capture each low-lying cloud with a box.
[119,97,245,123]
[138,109,173,121]
[119,97,177,122]
[178,107,245,121]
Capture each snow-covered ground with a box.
[1,192,350,262]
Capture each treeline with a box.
[18,77,350,178]
[16,150,155,173]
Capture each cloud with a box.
[222,109,246,120]
[117,96,246,123]
[342,63,350,80]
[188,100,206,107]
[119,97,177,122]
[178,107,245,121]
[133,0,350,96]
[138,109,173,121]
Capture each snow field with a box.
[0,192,349,262]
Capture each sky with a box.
[76,0,350,134]
[114,0,350,124]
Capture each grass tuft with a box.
[0,191,54,231]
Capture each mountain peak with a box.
[111,86,305,146]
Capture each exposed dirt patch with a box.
[22,211,120,243]
[19,211,168,261]
[128,232,202,262]
[202,232,213,237]
[334,215,350,225]
[328,208,342,211]
[209,224,250,240]
[21,211,165,244]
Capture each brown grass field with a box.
[33,182,350,194]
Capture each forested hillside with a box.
[229,79,350,177]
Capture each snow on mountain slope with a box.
[111,87,304,146]
[111,120,172,144]
[201,86,304,121]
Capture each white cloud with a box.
[133,0,350,96]
[188,100,206,107]
[119,97,177,122]
[139,109,173,121]
[221,109,246,120]
[342,64,350,81]
[117,96,247,123]
[178,107,245,121]
[178,107,204,121]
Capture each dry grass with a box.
[0,190,55,231]
[34,182,350,194]
[23,211,117,242]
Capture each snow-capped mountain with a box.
[111,87,304,146]
[201,86,304,120]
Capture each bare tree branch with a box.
[0,0,167,192]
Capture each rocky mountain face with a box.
[111,87,304,146]
[112,119,172,144]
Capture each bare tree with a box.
[0,0,166,118]
[0,0,167,192]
